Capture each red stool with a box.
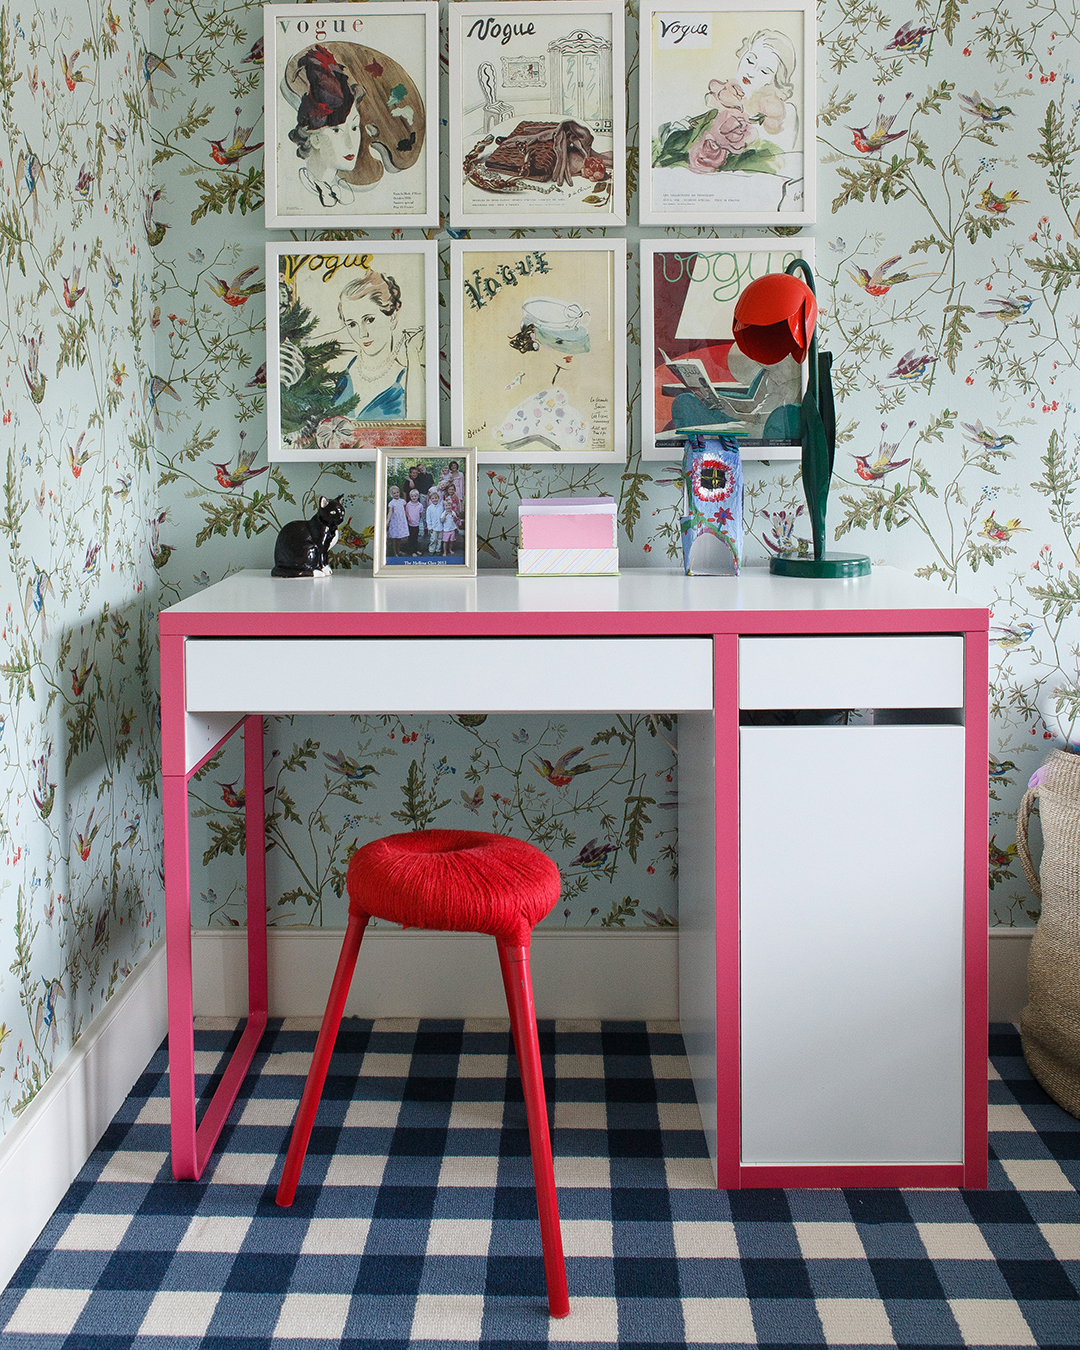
[275,829,569,1318]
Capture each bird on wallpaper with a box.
[143,187,169,246]
[32,743,55,818]
[113,474,131,501]
[849,93,912,155]
[848,255,931,297]
[106,3,122,34]
[107,124,126,152]
[25,564,54,637]
[38,979,65,1049]
[988,834,1017,869]
[962,418,1016,451]
[73,164,93,201]
[62,265,86,309]
[245,362,267,389]
[83,541,101,573]
[884,21,935,52]
[977,293,1033,324]
[979,183,1028,214]
[852,439,912,482]
[570,838,617,870]
[75,810,102,862]
[17,145,43,225]
[207,265,264,308]
[979,512,1028,543]
[70,648,94,697]
[22,331,46,403]
[239,37,263,65]
[91,907,109,950]
[67,432,96,478]
[217,779,245,810]
[208,107,264,165]
[960,90,1012,123]
[140,50,175,107]
[119,814,142,849]
[118,707,136,736]
[61,49,93,90]
[991,621,1034,651]
[145,374,180,431]
[460,787,484,814]
[887,349,938,381]
[212,433,268,491]
[323,749,379,782]
[511,728,530,744]
[531,746,605,788]
[103,254,122,291]
[989,757,1017,780]
[111,360,126,387]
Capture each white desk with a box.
[160,566,989,1188]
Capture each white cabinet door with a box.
[739,724,966,1164]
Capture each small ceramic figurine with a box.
[271,495,345,577]
[680,436,743,576]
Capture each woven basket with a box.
[1017,749,1080,1118]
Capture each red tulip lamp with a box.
[732,260,870,578]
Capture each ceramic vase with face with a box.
[680,436,743,576]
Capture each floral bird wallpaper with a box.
[0,0,1077,1141]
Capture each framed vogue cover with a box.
[266,241,439,462]
[374,448,478,577]
[450,238,626,464]
[449,1,626,228]
[640,238,814,460]
[640,0,815,226]
[264,3,439,228]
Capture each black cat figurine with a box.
[271,495,345,577]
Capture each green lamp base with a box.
[770,552,872,579]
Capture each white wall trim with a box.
[989,927,1033,1024]
[0,943,168,1293]
[192,927,680,1022]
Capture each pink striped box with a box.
[517,497,619,576]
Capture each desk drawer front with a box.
[739,636,964,709]
[185,638,713,713]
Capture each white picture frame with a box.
[450,238,627,464]
[640,238,815,461]
[448,0,626,228]
[264,2,439,229]
[374,448,478,577]
[639,0,815,226]
[266,241,439,463]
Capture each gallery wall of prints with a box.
[141,0,1079,937]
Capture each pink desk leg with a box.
[161,630,269,1179]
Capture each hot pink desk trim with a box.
[160,568,989,1186]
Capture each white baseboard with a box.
[191,928,680,1022]
[192,926,1034,1025]
[0,944,168,1292]
[988,928,1033,1024]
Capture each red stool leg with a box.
[497,939,570,1318]
[276,911,369,1206]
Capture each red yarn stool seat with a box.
[347,829,561,944]
[275,830,569,1318]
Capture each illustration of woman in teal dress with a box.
[332,268,425,421]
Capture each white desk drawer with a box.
[739,635,964,709]
[185,638,713,713]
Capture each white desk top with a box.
[163,567,985,634]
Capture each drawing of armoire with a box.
[547,30,612,133]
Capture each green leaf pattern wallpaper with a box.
[0,0,1078,1136]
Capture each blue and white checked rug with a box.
[1,1020,1078,1347]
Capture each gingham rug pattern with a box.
[1,1020,1078,1348]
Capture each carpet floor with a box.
[0,1020,1078,1348]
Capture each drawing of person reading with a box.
[652,28,798,177]
[331,269,425,422]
